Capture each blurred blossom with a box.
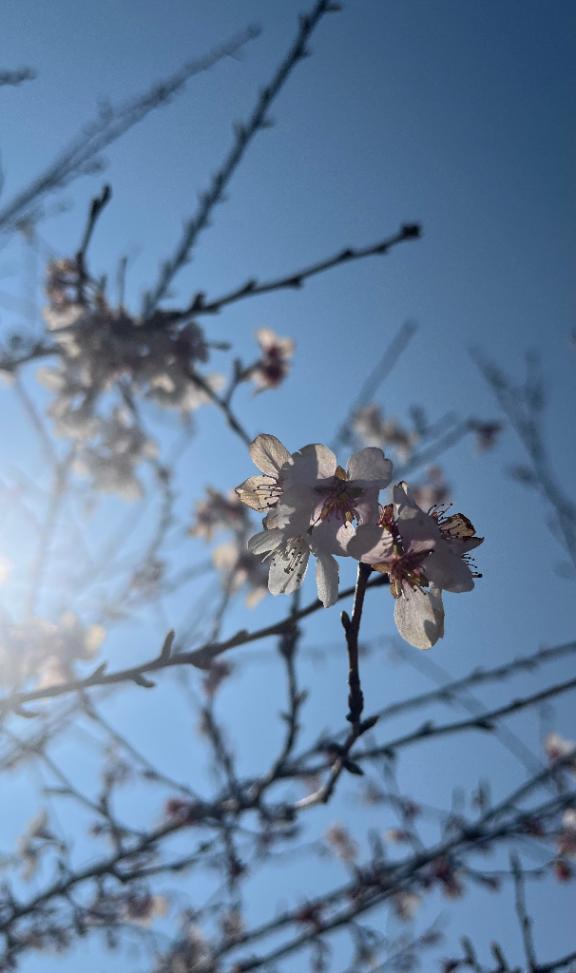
[544,732,576,771]
[557,809,576,860]
[352,404,415,461]
[0,612,105,688]
[72,406,157,499]
[469,419,502,452]
[250,327,294,391]
[152,924,213,973]
[213,542,268,607]
[18,810,63,881]
[325,823,358,862]
[189,487,250,540]
[221,907,244,940]
[40,256,224,496]
[392,891,421,921]
[190,485,268,606]
[412,466,451,512]
[124,891,168,925]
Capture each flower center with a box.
[313,468,364,526]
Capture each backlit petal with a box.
[249,434,291,475]
[268,538,309,595]
[394,585,445,649]
[315,553,339,607]
[347,447,393,485]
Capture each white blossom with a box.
[248,526,340,607]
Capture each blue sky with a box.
[1,1,575,970]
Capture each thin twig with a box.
[183,226,421,319]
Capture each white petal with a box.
[347,447,393,485]
[289,443,337,481]
[250,434,291,475]
[256,327,276,349]
[315,553,339,607]
[247,528,285,555]
[235,474,278,511]
[425,547,475,593]
[394,586,445,649]
[268,538,309,595]
[393,481,418,513]
[264,497,311,532]
[346,525,394,564]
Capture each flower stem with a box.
[341,561,372,726]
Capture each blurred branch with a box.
[0,28,258,235]
[142,0,342,314]
[475,351,576,571]
[331,318,418,450]
[0,67,36,88]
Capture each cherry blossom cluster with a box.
[235,434,483,648]
[43,259,219,415]
[37,259,223,496]
[35,260,297,499]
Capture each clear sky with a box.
[1,1,575,970]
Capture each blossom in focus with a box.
[237,434,392,604]
[393,482,483,594]
[293,443,393,551]
[247,526,340,607]
[250,327,294,391]
[235,433,321,518]
[348,482,482,649]
[236,434,392,541]
[235,436,482,648]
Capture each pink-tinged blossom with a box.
[236,434,392,553]
[393,482,482,594]
[300,444,393,549]
[348,482,482,649]
[251,327,294,391]
[235,434,303,513]
[238,435,392,603]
